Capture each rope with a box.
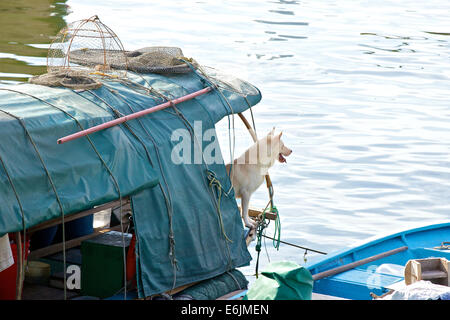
[206,169,233,243]
[1,67,248,297]
[73,88,165,298]
[91,76,223,293]
[0,87,126,300]
[243,96,257,139]
[0,151,27,299]
[152,74,236,272]
[254,201,282,277]
[254,215,267,278]
[180,62,287,276]
[91,86,180,291]
[0,107,68,300]
[180,59,237,182]
[167,100,234,270]
[267,206,281,250]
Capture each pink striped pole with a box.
[57,86,212,144]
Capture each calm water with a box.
[1,0,449,277]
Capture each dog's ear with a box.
[269,127,275,136]
[275,131,283,140]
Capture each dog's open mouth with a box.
[279,153,287,163]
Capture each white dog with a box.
[226,128,292,228]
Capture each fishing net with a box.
[196,65,260,97]
[28,70,103,90]
[29,14,257,98]
[30,16,193,89]
[70,46,193,74]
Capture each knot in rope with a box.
[168,233,178,269]
[255,204,282,278]
[206,169,233,243]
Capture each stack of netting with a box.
[30,16,192,90]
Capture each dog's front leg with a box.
[241,191,256,229]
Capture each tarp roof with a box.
[0,69,261,297]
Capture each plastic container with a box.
[0,235,30,300]
[24,261,51,285]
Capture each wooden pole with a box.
[27,198,129,234]
[312,246,408,281]
[14,232,23,300]
[27,225,123,261]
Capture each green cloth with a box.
[245,261,313,300]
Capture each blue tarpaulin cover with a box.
[0,69,261,297]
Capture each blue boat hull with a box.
[306,222,450,300]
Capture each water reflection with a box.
[0,0,68,82]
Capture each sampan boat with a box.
[306,222,450,300]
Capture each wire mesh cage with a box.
[47,15,128,78]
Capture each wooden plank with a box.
[146,281,199,299]
[239,206,277,221]
[28,198,130,234]
[167,282,199,296]
[28,225,123,260]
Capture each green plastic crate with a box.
[81,231,132,298]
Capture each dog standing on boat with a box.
[226,128,292,229]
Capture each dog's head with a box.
[269,128,292,163]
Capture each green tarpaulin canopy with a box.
[0,69,261,297]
